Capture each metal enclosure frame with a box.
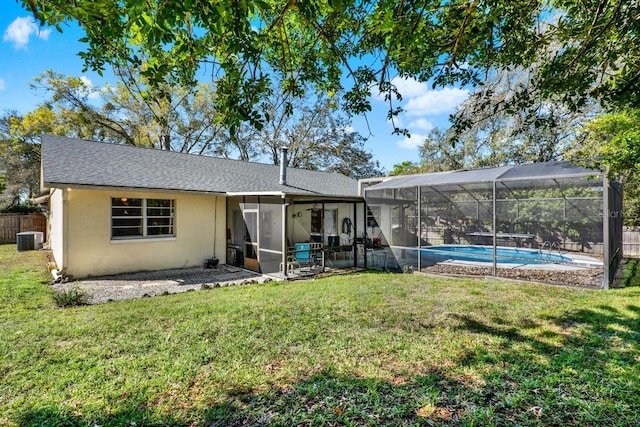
[363,162,622,289]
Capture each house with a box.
[41,135,367,279]
[42,135,619,288]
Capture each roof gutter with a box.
[226,191,286,197]
[41,182,227,196]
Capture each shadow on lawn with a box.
[207,302,640,426]
[17,303,640,426]
[17,405,185,427]
[16,371,469,426]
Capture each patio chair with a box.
[294,243,317,267]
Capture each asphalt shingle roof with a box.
[41,135,359,198]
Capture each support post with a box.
[602,177,610,290]
[417,186,421,271]
[492,181,497,277]
[282,197,288,279]
[354,202,359,268]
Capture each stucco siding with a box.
[64,188,225,278]
[288,202,356,245]
[48,188,65,270]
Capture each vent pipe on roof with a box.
[279,146,288,185]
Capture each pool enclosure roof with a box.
[365,161,600,191]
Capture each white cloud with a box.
[80,76,101,99]
[80,76,92,87]
[396,133,426,150]
[372,76,429,101]
[404,86,469,116]
[0,79,5,91]
[407,118,434,131]
[3,17,51,49]
[390,76,430,99]
[374,76,469,135]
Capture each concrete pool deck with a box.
[436,254,603,271]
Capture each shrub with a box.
[1,202,42,214]
[401,264,414,274]
[53,287,89,307]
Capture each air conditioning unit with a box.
[16,231,44,252]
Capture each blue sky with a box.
[0,2,469,171]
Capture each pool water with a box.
[419,245,573,264]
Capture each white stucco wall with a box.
[63,188,226,278]
[48,188,65,270]
[288,202,358,245]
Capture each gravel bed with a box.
[421,264,604,289]
[52,265,273,304]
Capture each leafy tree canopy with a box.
[571,109,640,226]
[0,202,42,214]
[0,111,42,208]
[28,70,226,153]
[219,89,383,178]
[389,161,422,177]
[21,0,640,131]
[1,69,382,207]
[573,109,640,178]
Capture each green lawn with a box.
[1,244,639,426]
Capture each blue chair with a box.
[294,243,315,266]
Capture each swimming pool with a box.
[418,245,573,264]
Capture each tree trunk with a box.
[162,133,171,151]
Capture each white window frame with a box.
[111,198,175,240]
[324,208,338,235]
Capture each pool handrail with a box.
[538,241,551,254]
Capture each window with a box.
[367,206,380,228]
[310,208,338,235]
[111,198,175,239]
[311,208,322,234]
[324,208,338,235]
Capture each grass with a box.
[1,244,639,426]
[621,258,640,288]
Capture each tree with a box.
[418,128,483,172]
[0,112,42,208]
[574,109,640,177]
[0,104,92,208]
[450,57,603,168]
[30,70,226,154]
[21,0,640,132]
[571,109,640,226]
[217,86,383,179]
[6,71,381,200]
[389,161,422,177]
[389,128,476,176]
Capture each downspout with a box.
[282,198,288,279]
[213,196,217,259]
[62,188,69,275]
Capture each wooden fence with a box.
[623,227,640,258]
[0,213,47,244]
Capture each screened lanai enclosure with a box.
[226,196,367,278]
[363,162,622,289]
